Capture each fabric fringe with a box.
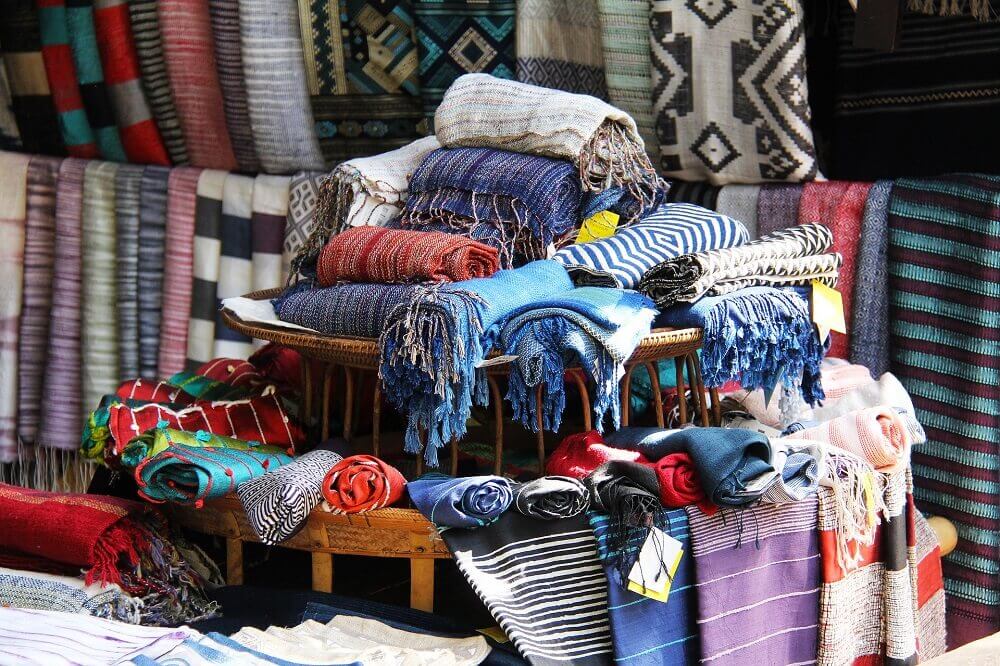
[0,443,96,494]
[907,0,995,20]
[824,452,890,572]
[580,120,667,223]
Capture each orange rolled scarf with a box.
[322,454,407,514]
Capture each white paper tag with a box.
[476,354,518,369]
[626,526,684,601]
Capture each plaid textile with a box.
[208,0,258,172]
[186,169,226,369]
[888,174,1000,646]
[317,226,499,286]
[322,455,407,515]
[516,0,606,98]
[158,167,201,376]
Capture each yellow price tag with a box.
[576,210,620,244]
[625,528,684,603]
[810,281,847,342]
[862,471,877,528]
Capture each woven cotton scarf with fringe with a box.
[273,281,419,338]
[380,260,574,466]
[434,73,666,222]
[294,136,441,279]
[399,146,581,268]
[499,287,655,433]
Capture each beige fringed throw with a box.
[908,0,995,21]
[433,73,665,222]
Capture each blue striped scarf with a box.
[273,281,418,338]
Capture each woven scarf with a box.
[512,475,589,520]
[435,73,664,222]
[553,202,749,289]
[208,0,258,172]
[283,171,322,279]
[158,167,200,375]
[158,0,237,169]
[585,461,663,576]
[500,287,656,433]
[756,183,802,237]
[37,0,99,157]
[811,372,925,446]
[81,161,119,415]
[136,443,293,506]
[650,0,817,184]
[589,508,699,665]
[138,166,169,375]
[92,0,170,164]
[716,184,761,238]
[38,158,85,451]
[0,152,29,461]
[401,146,582,267]
[787,407,911,473]
[273,281,418,338]
[381,260,574,465]
[408,473,513,528]
[317,227,500,286]
[127,0,187,164]
[213,174,255,359]
[322,455,407,515]
[0,0,63,155]
[114,164,144,379]
[545,430,651,478]
[0,567,141,624]
[759,439,824,504]
[122,426,289,469]
[66,0,127,160]
[850,180,892,374]
[186,169,225,369]
[639,223,838,306]
[654,452,714,514]
[18,156,60,447]
[687,497,820,664]
[598,1,655,156]
[238,0,323,173]
[295,135,440,278]
[516,0,606,97]
[237,448,342,544]
[250,174,289,290]
[657,286,826,404]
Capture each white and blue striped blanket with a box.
[551,203,749,289]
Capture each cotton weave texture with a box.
[322,455,407,515]
[516,0,606,97]
[0,152,29,461]
[650,0,817,184]
[0,567,140,624]
[596,0,655,154]
[552,202,748,288]
[237,448,342,544]
[512,475,589,520]
[408,473,513,529]
[121,426,289,469]
[238,0,323,172]
[138,166,169,377]
[545,430,651,479]
[114,164,143,379]
[787,406,911,473]
[434,73,663,221]
[186,169,225,369]
[639,223,838,306]
[250,175,289,291]
[273,281,418,338]
[214,174,255,359]
[850,180,892,376]
[317,226,499,286]
[756,182,802,236]
[208,0,258,172]
[716,184,761,238]
[158,167,201,376]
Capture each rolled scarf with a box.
[657,286,826,404]
[408,473,513,529]
[434,73,665,222]
[585,461,663,574]
[654,453,715,515]
[297,136,441,279]
[786,406,911,473]
[136,442,293,506]
[250,174,288,291]
[122,426,289,469]
[114,164,144,379]
[138,166,169,377]
[273,282,419,338]
[0,152,29,461]
[552,203,749,289]
[321,455,407,515]
[158,167,201,376]
[380,260,574,465]
[545,430,651,478]
[512,476,590,520]
[810,372,924,445]
[208,0,258,172]
[317,227,500,286]
[760,439,825,503]
[500,286,656,433]
[237,448,343,544]
[640,223,838,306]
[401,147,581,267]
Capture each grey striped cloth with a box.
[208,0,258,172]
[251,174,288,290]
[138,166,169,378]
[127,0,188,164]
[716,184,761,239]
[214,173,255,358]
[236,449,342,545]
[238,0,324,173]
[186,169,226,370]
[114,164,144,379]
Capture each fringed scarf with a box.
[400,146,582,267]
[321,455,407,515]
[380,260,574,465]
[114,164,144,379]
[273,281,419,338]
[138,166,170,377]
[0,567,141,624]
[434,73,665,222]
[158,167,201,376]
[787,407,911,473]
[657,286,826,404]
[294,136,440,279]
[640,223,838,306]
[0,152,29,462]
[512,475,590,520]
[317,227,500,286]
[408,473,513,528]
[500,287,656,433]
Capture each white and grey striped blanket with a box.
[552,203,749,289]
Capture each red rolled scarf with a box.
[654,452,716,516]
[546,431,651,479]
[317,226,500,286]
[322,455,406,514]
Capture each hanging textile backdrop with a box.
[209,0,259,172]
[515,0,606,98]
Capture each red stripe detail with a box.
[93,4,140,84]
[119,121,170,165]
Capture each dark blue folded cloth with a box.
[602,427,686,460]
[408,473,514,528]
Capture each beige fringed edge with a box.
[0,442,97,494]
[822,451,890,573]
[581,120,669,223]
[907,0,995,20]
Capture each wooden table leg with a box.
[321,364,335,442]
[535,386,545,473]
[225,538,244,585]
[709,387,722,426]
[568,370,592,432]
[644,362,664,428]
[311,552,333,593]
[487,376,503,475]
[342,368,355,442]
[620,365,636,427]
[674,357,688,424]
[372,383,382,458]
[687,354,711,427]
[410,559,434,612]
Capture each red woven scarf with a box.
[317,226,500,286]
[322,454,407,514]
[654,452,716,516]
[546,431,651,478]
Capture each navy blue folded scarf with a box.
[273,281,418,339]
[408,473,513,529]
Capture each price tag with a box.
[577,210,620,244]
[811,281,846,342]
[625,526,684,603]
